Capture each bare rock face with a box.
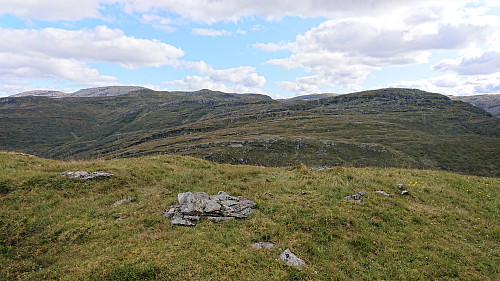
[279,249,305,270]
[163,191,256,226]
[60,171,112,180]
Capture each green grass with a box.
[1,152,498,280]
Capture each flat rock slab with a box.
[280,249,305,270]
[163,191,256,226]
[112,197,135,206]
[61,171,112,180]
[375,190,393,196]
[251,242,275,249]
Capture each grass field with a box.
[1,152,498,280]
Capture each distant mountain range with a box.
[11,86,147,98]
[449,94,500,117]
[1,87,499,176]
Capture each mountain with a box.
[449,94,500,117]
[279,93,337,102]
[11,86,147,98]
[0,152,498,280]
[1,87,499,176]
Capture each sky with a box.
[0,1,499,98]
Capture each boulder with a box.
[163,191,256,226]
[279,249,305,270]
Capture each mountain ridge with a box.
[1,88,499,176]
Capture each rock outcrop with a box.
[60,171,112,180]
[163,191,256,226]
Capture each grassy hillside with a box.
[1,88,499,176]
[0,152,499,280]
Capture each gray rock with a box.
[279,249,305,270]
[251,242,275,249]
[112,197,135,206]
[163,191,256,226]
[394,184,404,189]
[401,190,410,196]
[61,171,112,180]
[375,190,393,196]
[344,191,365,203]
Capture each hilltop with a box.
[0,152,498,280]
[1,88,499,176]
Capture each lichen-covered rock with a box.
[279,249,305,270]
[60,171,112,180]
[344,191,365,203]
[163,191,256,226]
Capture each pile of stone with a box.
[163,191,256,226]
[60,171,112,180]
[344,191,365,203]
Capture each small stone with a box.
[207,217,234,223]
[115,217,124,221]
[375,190,393,196]
[251,242,275,249]
[401,190,410,196]
[112,197,135,206]
[279,249,305,270]
[170,213,195,226]
[394,184,404,189]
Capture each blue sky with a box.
[0,1,499,98]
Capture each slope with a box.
[0,152,498,280]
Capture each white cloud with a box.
[0,26,183,69]
[256,2,500,95]
[3,0,490,24]
[390,73,500,96]
[433,50,500,76]
[0,25,185,95]
[0,53,117,84]
[0,0,109,21]
[165,76,268,95]
[141,14,177,32]
[191,28,231,37]
[182,61,266,87]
